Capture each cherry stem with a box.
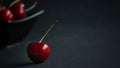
[25,1,37,12]
[9,0,21,7]
[39,19,59,43]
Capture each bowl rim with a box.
[8,10,44,24]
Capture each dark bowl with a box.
[0,10,44,48]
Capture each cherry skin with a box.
[10,1,26,20]
[0,7,14,22]
[27,42,50,63]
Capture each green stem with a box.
[9,0,21,7]
[39,19,59,43]
[25,1,37,12]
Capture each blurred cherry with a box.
[0,7,14,22]
[10,1,26,20]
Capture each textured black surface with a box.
[0,0,120,68]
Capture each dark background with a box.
[0,0,120,68]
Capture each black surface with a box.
[0,0,120,68]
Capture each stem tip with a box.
[54,19,59,24]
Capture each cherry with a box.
[0,7,14,22]
[27,42,50,63]
[27,20,59,63]
[9,1,26,20]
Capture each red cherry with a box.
[27,42,50,63]
[0,7,14,22]
[27,20,59,63]
[10,1,26,20]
